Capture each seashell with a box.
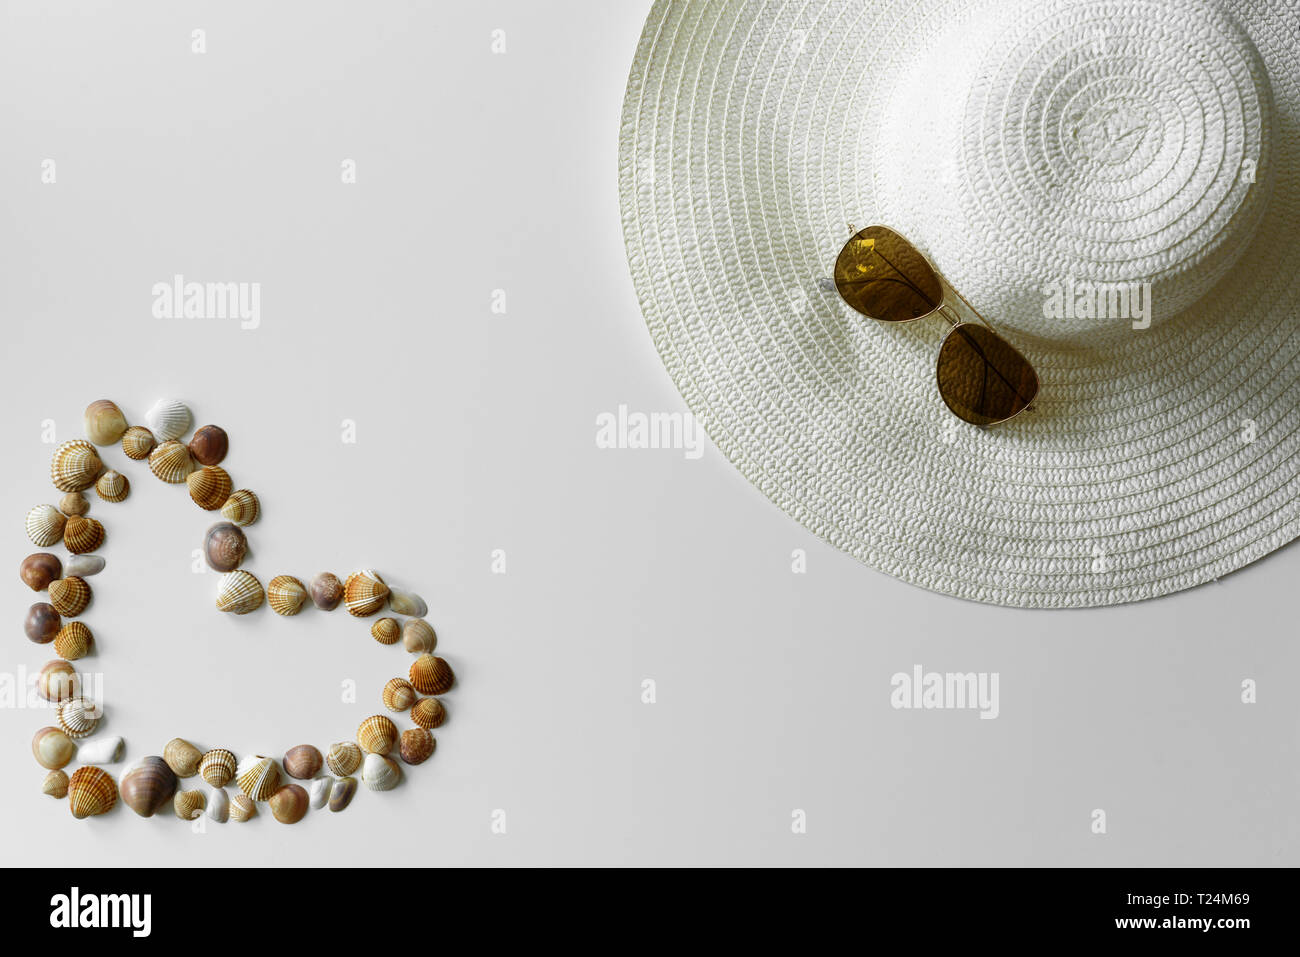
[198,748,237,787]
[77,734,124,764]
[388,588,427,618]
[268,575,307,616]
[26,504,66,547]
[68,766,117,818]
[54,620,93,660]
[402,618,437,654]
[83,399,128,446]
[283,744,323,780]
[329,776,357,811]
[310,572,343,610]
[308,777,332,809]
[188,425,229,466]
[48,577,91,617]
[382,677,416,712]
[174,789,206,820]
[409,654,455,695]
[94,469,129,503]
[63,516,105,554]
[20,552,61,591]
[144,398,191,441]
[361,753,401,791]
[25,602,61,643]
[163,738,203,777]
[51,439,103,492]
[325,741,362,777]
[58,491,90,517]
[229,792,256,822]
[269,783,309,823]
[410,696,447,730]
[236,755,281,801]
[220,489,260,526]
[357,715,398,755]
[119,756,177,817]
[149,439,194,483]
[188,465,232,510]
[344,569,389,617]
[65,554,105,578]
[33,726,76,770]
[204,521,247,572]
[215,569,264,614]
[371,617,401,645]
[399,728,436,766]
[56,697,101,739]
[207,786,230,823]
[43,769,69,799]
[36,660,79,702]
[121,426,155,460]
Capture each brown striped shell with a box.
[53,621,92,660]
[343,569,389,617]
[94,469,129,503]
[399,728,436,765]
[236,755,281,801]
[48,577,91,617]
[119,756,178,817]
[121,426,156,460]
[63,516,105,555]
[410,696,447,730]
[371,617,401,645]
[215,570,264,614]
[51,440,103,493]
[220,489,260,526]
[357,715,398,755]
[68,766,117,818]
[325,741,362,776]
[409,654,455,695]
[198,748,237,787]
[382,677,416,712]
[187,465,233,510]
[267,575,307,616]
[174,789,206,820]
[148,440,195,483]
[282,745,323,780]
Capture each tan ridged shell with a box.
[216,570,264,614]
[43,769,69,798]
[48,577,91,617]
[51,440,103,493]
[188,465,232,510]
[163,738,203,777]
[33,726,76,770]
[144,398,191,441]
[229,792,256,822]
[56,697,101,739]
[54,620,92,660]
[357,715,398,754]
[410,696,447,729]
[83,399,129,446]
[148,440,194,483]
[382,677,416,712]
[325,741,362,776]
[36,660,79,703]
[269,783,309,824]
[236,755,281,801]
[94,469,129,503]
[174,789,206,820]
[121,426,155,460]
[63,516,105,555]
[344,569,389,617]
[371,617,401,645]
[26,504,66,548]
[220,489,260,526]
[399,728,436,765]
[361,753,401,791]
[267,575,307,616]
[402,618,437,653]
[409,655,455,695]
[198,748,237,787]
[119,756,178,817]
[68,766,117,818]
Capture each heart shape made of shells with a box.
[24,398,455,823]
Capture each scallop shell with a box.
[310,572,343,610]
[43,770,69,799]
[77,734,124,764]
[198,748,237,787]
[144,398,192,441]
[188,465,232,510]
[371,617,401,645]
[33,726,76,770]
[163,738,203,777]
[357,715,398,755]
[409,654,455,695]
[58,491,90,517]
[229,792,256,822]
[220,489,260,526]
[20,552,62,591]
[56,697,101,739]
[63,516,105,554]
[388,588,427,618]
[236,755,281,801]
[382,677,416,712]
[48,577,91,617]
[149,439,195,483]
[36,660,79,703]
[84,399,129,446]
[51,440,103,492]
[54,620,92,660]
[207,786,230,823]
[344,569,389,617]
[68,766,117,818]
[283,744,323,780]
[269,783,309,823]
[25,602,61,643]
[26,504,66,547]
[94,470,129,503]
[402,618,437,654]
[410,696,447,730]
[188,424,229,466]
[216,570,264,614]
[174,789,206,820]
[399,728,436,766]
[121,426,155,460]
[308,777,332,809]
[119,756,177,817]
[65,554,105,578]
[268,575,308,616]
[325,741,362,777]
[329,776,357,811]
[361,753,401,791]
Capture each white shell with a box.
[361,752,401,791]
[388,588,427,618]
[65,554,106,578]
[308,777,332,809]
[216,570,265,614]
[76,735,124,764]
[206,786,230,823]
[144,398,192,441]
[26,504,66,547]
[56,697,101,739]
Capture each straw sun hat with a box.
[619,0,1300,607]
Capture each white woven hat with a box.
[619,0,1300,607]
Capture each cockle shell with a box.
[84,399,128,446]
[163,738,203,777]
[51,440,103,492]
[198,748,237,787]
[388,588,427,618]
[268,575,307,616]
[215,569,264,614]
[63,516,105,554]
[402,618,437,654]
[94,469,129,503]
[119,756,177,817]
[149,439,194,483]
[236,755,281,801]
[361,753,401,791]
[310,572,343,610]
[329,776,357,811]
[121,426,155,460]
[144,398,191,441]
[188,424,229,466]
[344,569,389,617]
[78,735,124,764]
[409,654,455,695]
[371,617,401,645]
[188,465,232,510]
[325,741,362,776]
[58,491,89,517]
[410,696,447,730]
[36,660,79,702]
[382,677,416,712]
[220,489,260,526]
[54,620,92,660]
[283,744,323,780]
[205,521,248,572]
[399,728,436,766]
[68,766,117,818]
[229,792,256,822]
[25,602,61,643]
[357,715,398,755]
[269,783,309,823]
[20,552,61,591]
[43,770,69,799]
[56,697,101,739]
[65,554,105,578]
[207,786,230,823]
[26,504,66,547]
[48,577,91,617]
[308,777,332,809]
[174,789,206,820]
[33,726,76,770]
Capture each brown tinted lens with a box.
[936,324,1039,426]
[834,226,943,322]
